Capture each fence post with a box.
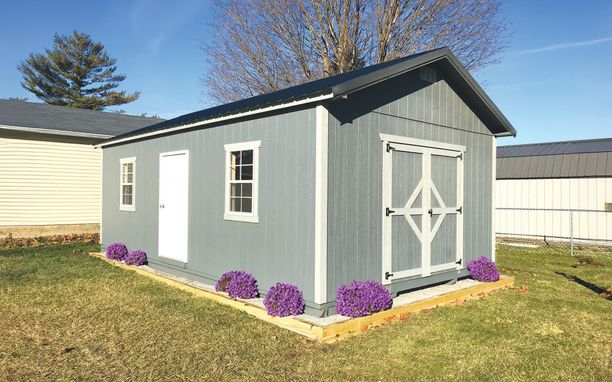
[569,210,574,256]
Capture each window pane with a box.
[241,165,253,180]
[122,185,132,197]
[127,172,133,183]
[242,183,252,197]
[122,193,132,205]
[230,165,241,181]
[231,151,241,166]
[241,150,253,165]
[230,197,241,212]
[230,183,242,197]
[242,197,252,213]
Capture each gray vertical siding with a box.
[326,68,494,301]
[102,108,317,302]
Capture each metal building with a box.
[99,48,515,317]
[496,138,612,246]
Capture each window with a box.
[224,141,260,223]
[120,157,136,211]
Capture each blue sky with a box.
[0,0,611,145]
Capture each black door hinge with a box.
[386,143,395,152]
[385,271,394,280]
[457,153,463,160]
[456,259,462,265]
[385,207,396,216]
[456,206,462,214]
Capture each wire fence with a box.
[495,207,612,256]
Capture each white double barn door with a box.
[382,136,464,284]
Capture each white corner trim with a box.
[491,137,496,262]
[224,140,260,223]
[97,94,334,148]
[379,133,466,152]
[119,157,136,212]
[314,105,328,304]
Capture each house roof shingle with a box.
[0,99,163,139]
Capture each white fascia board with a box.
[97,93,335,148]
[0,124,111,139]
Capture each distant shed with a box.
[496,138,612,244]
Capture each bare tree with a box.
[204,0,507,103]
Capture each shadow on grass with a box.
[556,272,612,301]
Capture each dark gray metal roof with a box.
[102,47,515,146]
[497,138,612,179]
[0,99,163,139]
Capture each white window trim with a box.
[119,157,136,212]
[224,140,261,223]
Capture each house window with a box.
[224,141,260,223]
[120,157,136,211]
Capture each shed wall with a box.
[102,108,317,302]
[326,69,495,301]
[495,177,612,242]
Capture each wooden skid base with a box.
[90,253,514,343]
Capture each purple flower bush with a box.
[124,250,147,266]
[106,243,128,261]
[215,271,259,299]
[264,283,305,317]
[336,280,393,318]
[467,256,500,282]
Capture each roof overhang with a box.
[96,93,334,148]
[0,124,112,139]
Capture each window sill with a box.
[224,213,259,223]
[120,206,136,212]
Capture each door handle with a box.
[428,208,433,216]
[160,204,165,209]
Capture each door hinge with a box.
[457,153,463,160]
[386,143,395,152]
[428,208,433,216]
[456,206,462,214]
[385,271,394,280]
[385,207,396,217]
[456,259,462,265]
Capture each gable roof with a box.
[101,47,515,147]
[497,138,612,179]
[0,100,163,139]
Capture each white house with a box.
[0,100,161,238]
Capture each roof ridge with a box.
[499,136,612,149]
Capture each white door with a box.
[382,136,464,284]
[158,150,189,262]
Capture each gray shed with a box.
[99,48,515,317]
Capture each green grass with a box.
[0,243,610,381]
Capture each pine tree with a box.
[18,31,139,110]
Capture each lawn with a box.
[0,244,610,381]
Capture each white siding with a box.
[495,178,612,242]
[0,136,101,226]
